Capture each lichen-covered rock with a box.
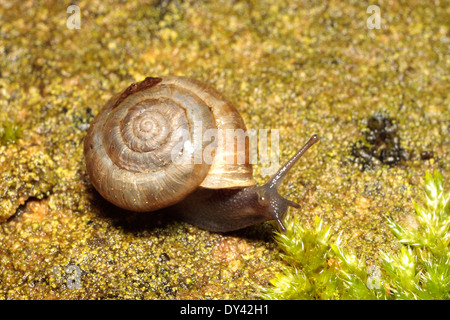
[0,0,448,299]
[0,143,57,222]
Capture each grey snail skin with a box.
[84,76,319,233]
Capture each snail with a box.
[84,76,319,232]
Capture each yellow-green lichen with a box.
[0,143,57,222]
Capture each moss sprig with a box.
[387,171,450,255]
[382,171,450,299]
[262,170,450,300]
[0,120,23,145]
[261,216,338,299]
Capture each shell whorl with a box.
[84,76,255,212]
[104,95,191,172]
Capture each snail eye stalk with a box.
[263,134,320,233]
[267,134,320,190]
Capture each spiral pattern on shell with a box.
[104,97,191,173]
[84,77,254,212]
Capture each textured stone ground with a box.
[0,0,448,299]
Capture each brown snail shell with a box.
[84,76,254,212]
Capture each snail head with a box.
[254,134,320,232]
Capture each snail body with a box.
[84,76,319,232]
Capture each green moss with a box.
[0,120,23,145]
[262,171,450,300]
[261,216,338,299]
[381,171,450,299]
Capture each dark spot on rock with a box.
[420,151,434,160]
[351,112,409,170]
[159,253,170,262]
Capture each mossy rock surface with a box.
[0,0,448,299]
